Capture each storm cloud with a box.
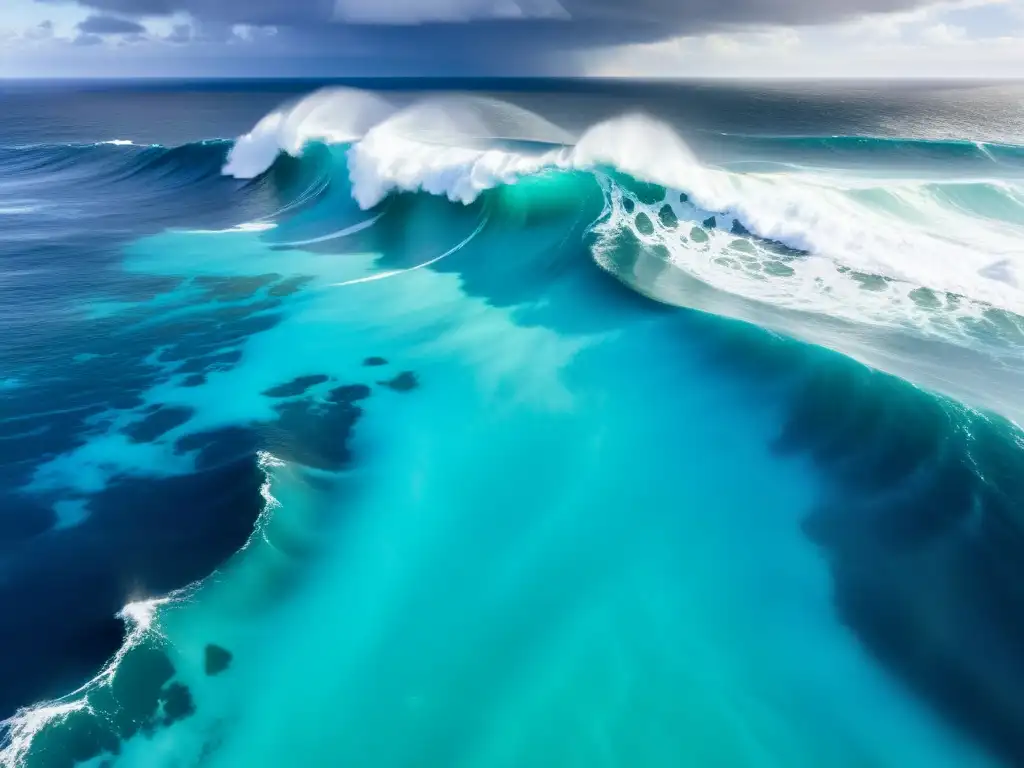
[44,0,948,40]
[23,0,966,76]
[76,14,148,35]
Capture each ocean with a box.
[0,78,1023,768]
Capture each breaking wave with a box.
[221,90,1024,326]
[217,89,1024,413]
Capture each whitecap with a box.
[222,88,394,179]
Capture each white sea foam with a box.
[350,111,1024,321]
[0,596,172,768]
[251,450,285,551]
[347,131,563,208]
[0,204,45,215]
[0,700,86,768]
[185,222,278,235]
[588,166,1024,337]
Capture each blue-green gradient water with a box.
[1,79,1024,767]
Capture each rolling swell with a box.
[0,138,334,238]
[10,132,1018,189]
[0,141,230,187]
[712,132,1024,171]
[114,142,232,187]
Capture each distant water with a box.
[1,79,1023,768]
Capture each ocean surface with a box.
[1,77,1023,767]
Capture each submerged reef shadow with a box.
[691,311,1024,766]
[0,266,400,727]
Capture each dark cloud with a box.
[34,0,950,75]
[73,33,105,46]
[45,0,944,33]
[76,15,148,35]
[166,23,194,43]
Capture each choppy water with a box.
[1,79,1023,768]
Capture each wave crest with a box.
[223,87,393,180]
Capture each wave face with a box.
[223,88,1024,418]
[1,82,1023,768]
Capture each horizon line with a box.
[3,74,1024,83]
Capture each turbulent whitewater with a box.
[1,80,1023,768]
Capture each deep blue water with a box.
[1,79,1024,768]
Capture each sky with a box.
[1,0,1023,77]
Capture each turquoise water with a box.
[2,86,1024,767]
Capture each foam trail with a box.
[330,213,489,287]
[274,213,384,247]
[259,172,331,222]
[186,222,278,234]
[0,596,173,768]
[0,701,85,768]
[0,204,44,215]
[976,142,998,163]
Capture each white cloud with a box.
[585,0,1023,78]
[702,27,801,56]
[836,0,1005,41]
[920,21,966,42]
[230,23,279,41]
[0,0,88,41]
[702,34,742,55]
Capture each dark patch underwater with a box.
[691,312,1024,766]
